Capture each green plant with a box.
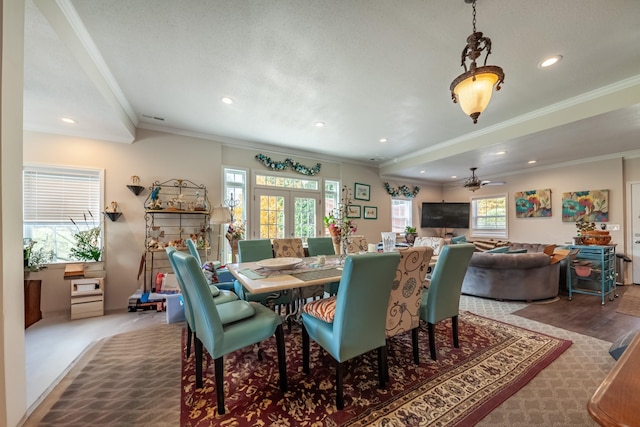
[23,238,53,272]
[405,226,417,234]
[70,211,102,261]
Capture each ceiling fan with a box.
[463,167,506,191]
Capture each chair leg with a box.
[378,346,388,388]
[195,338,204,388]
[302,324,310,374]
[275,324,288,392]
[186,323,192,358]
[428,322,437,360]
[214,356,225,415]
[412,328,420,364]
[336,361,344,410]
[452,315,459,348]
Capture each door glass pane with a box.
[294,197,317,241]
[259,195,285,239]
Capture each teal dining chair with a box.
[234,239,291,307]
[419,243,475,360]
[185,238,234,291]
[301,252,400,409]
[171,251,287,415]
[166,247,238,358]
[307,237,339,296]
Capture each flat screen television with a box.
[421,202,470,229]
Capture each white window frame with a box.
[391,198,413,234]
[470,193,508,239]
[23,164,104,263]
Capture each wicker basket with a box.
[581,231,611,245]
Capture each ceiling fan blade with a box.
[481,180,506,186]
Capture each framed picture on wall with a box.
[364,206,377,219]
[347,204,361,218]
[354,183,370,201]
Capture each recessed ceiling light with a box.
[314,122,325,128]
[221,97,234,105]
[61,117,77,124]
[451,175,457,179]
[380,138,388,143]
[528,160,537,164]
[495,150,507,155]
[539,55,562,68]
[419,170,426,174]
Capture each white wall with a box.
[24,130,421,314]
[443,157,626,246]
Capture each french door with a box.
[252,189,321,241]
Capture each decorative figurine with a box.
[130,175,140,185]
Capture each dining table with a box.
[227,255,344,296]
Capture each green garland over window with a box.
[384,182,420,198]
[255,154,321,176]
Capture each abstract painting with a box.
[561,190,609,222]
[514,189,552,218]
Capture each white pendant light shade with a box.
[453,72,499,118]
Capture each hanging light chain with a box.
[472,0,477,33]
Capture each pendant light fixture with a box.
[450,0,505,124]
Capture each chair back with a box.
[333,252,400,360]
[171,251,225,358]
[386,246,433,337]
[307,237,335,256]
[413,236,446,256]
[185,238,203,265]
[238,239,273,262]
[272,238,305,258]
[423,243,475,323]
[166,247,196,331]
[346,235,368,254]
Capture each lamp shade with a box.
[453,71,499,117]
[210,206,231,224]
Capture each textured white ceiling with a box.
[23,0,640,184]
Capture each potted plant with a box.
[70,211,102,262]
[23,238,53,272]
[405,226,418,244]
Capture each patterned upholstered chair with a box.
[413,236,446,257]
[419,243,475,360]
[346,235,368,254]
[301,252,401,409]
[307,237,339,295]
[273,238,325,301]
[386,246,433,365]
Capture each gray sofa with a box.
[461,243,560,301]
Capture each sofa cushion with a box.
[451,235,467,244]
[485,246,510,253]
[469,252,552,269]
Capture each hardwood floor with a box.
[513,285,640,342]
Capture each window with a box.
[324,180,340,235]
[23,165,103,262]
[391,198,412,233]
[471,194,508,238]
[223,168,247,223]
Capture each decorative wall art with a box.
[354,183,370,201]
[254,154,321,176]
[561,190,609,222]
[347,204,361,218]
[514,189,552,218]
[364,206,378,219]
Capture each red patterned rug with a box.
[180,311,571,426]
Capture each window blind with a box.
[23,166,101,223]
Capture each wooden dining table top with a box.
[227,256,344,294]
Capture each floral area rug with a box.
[180,311,571,426]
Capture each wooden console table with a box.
[588,331,640,426]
